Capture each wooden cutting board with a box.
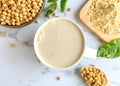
[79,0,120,43]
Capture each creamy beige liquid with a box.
[35,19,85,69]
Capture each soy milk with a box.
[34,19,85,69]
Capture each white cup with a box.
[34,18,97,70]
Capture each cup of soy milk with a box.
[34,18,96,70]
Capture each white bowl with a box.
[34,18,86,70]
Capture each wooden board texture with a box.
[79,0,120,42]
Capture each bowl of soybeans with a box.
[0,0,45,28]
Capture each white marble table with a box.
[0,0,120,86]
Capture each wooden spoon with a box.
[80,66,111,86]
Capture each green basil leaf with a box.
[61,0,68,12]
[45,10,53,17]
[48,0,56,3]
[44,3,57,17]
[97,38,120,58]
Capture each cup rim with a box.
[34,18,86,70]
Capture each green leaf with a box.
[44,0,69,17]
[61,0,68,12]
[48,0,56,3]
[45,10,53,17]
[44,4,56,12]
[44,3,57,17]
[97,38,120,58]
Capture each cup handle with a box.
[83,47,97,59]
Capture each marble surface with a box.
[0,0,120,86]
